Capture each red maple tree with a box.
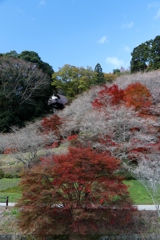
[92,84,125,108]
[16,146,136,239]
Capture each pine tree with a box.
[93,63,105,85]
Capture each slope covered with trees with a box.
[9,69,159,238]
[2,36,160,238]
[50,70,160,211]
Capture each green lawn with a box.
[124,180,160,204]
[0,178,21,202]
[0,178,157,204]
[0,178,20,190]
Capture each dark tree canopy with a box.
[149,36,160,70]
[0,57,53,132]
[130,35,160,73]
[130,42,150,73]
[19,50,54,77]
[2,50,54,77]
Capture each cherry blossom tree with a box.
[58,86,101,137]
[0,121,57,168]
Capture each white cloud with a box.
[121,21,134,29]
[105,56,124,69]
[97,36,108,44]
[154,8,160,19]
[39,0,46,5]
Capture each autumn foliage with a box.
[92,83,152,114]
[41,114,62,136]
[17,146,136,238]
[15,79,156,238]
[92,84,125,108]
[123,82,152,112]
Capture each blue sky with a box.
[0,0,160,73]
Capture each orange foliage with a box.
[123,82,152,113]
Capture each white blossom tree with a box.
[58,86,101,137]
[0,121,57,168]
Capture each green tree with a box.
[18,50,54,77]
[52,64,94,101]
[93,63,105,85]
[5,50,18,58]
[130,36,160,73]
[149,36,160,70]
[103,73,117,83]
[130,42,151,73]
[113,68,120,75]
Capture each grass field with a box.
[0,178,21,202]
[124,180,157,204]
[0,178,157,204]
